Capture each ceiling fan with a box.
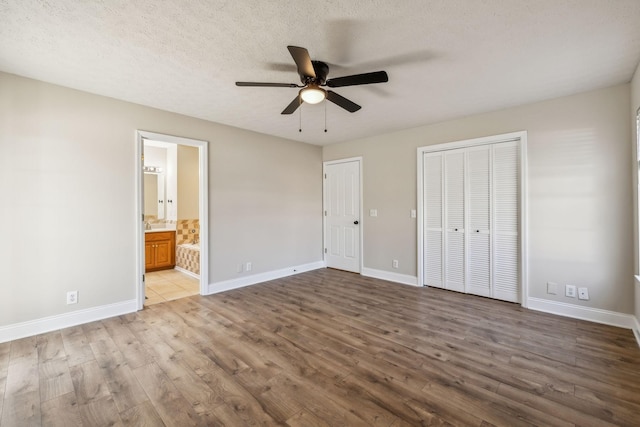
[236,46,389,114]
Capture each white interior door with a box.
[423,152,444,287]
[324,159,361,273]
[492,141,520,302]
[466,146,491,297]
[444,150,465,292]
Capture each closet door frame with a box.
[417,131,528,307]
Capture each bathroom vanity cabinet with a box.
[145,230,176,272]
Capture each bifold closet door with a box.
[444,150,465,292]
[423,153,444,288]
[466,146,491,298]
[492,141,520,302]
[423,140,520,303]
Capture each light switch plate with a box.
[565,284,576,298]
[369,209,378,217]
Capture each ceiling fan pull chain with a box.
[299,100,302,132]
[324,101,327,133]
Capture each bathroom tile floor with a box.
[145,269,199,306]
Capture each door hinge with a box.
[142,213,145,222]
[324,173,327,179]
[324,210,327,216]
[324,248,327,254]
[142,274,145,282]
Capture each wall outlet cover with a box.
[66,291,78,304]
[547,282,558,295]
[578,287,590,300]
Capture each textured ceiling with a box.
[1,0,640,146]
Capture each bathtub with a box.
[176,242,200,276]
[180,242,200,251]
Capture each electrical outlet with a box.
[565,284,576,298]
[392,259,399,269]
[547,282,558,295]
[246,262,252,272]
[410,209,416,218]
[237,263,243,273]
[578,287,590,300]
[66,291,78,305]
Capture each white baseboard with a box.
[0,299,137,344]
[632,316,640,348]
[361,267,419,287]
[528,297,638,340]
[207,261,326,295]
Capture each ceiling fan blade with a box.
[236,82,299,88]
[281,95,302,114]
[287,46,316,79]
[326,90,361,113]
[326,71,388,88]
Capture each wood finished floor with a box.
[1,268,639,426]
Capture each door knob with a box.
[354,220,359,225]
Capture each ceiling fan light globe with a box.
[300,86,326,104]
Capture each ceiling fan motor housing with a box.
[309,61,329,85]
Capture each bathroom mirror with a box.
[144,172,165,219]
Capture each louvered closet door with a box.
[444,150,465,292]
[466,146,491,298]
[492,141,520,302]
[423,153,444,288]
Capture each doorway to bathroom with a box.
[135,131,209,310]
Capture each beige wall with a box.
[631,62,640,322]
[177,145,199,220]
[0,72,323,327]
[324,84,633,314]
[1,68,636,331]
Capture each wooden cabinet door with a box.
[145,231,176,272]
[145,241,155,270]
[154,240,174,269]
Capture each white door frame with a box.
[323,157,364,273]
[135,130,209,310]
[417,131,528,307]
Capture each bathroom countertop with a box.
[145,228,176,233]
